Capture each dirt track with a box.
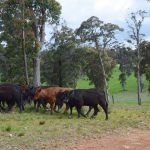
[60,129,150,150]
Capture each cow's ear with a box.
[37,87,42,92]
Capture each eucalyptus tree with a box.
[0,0,61,86]
[41,25,80,87]
[76,16,122,101]
[0,0,30,83]
[24,0,61,86]
[127,10,147,105]
[78,47,116,90]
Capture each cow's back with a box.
[38,87,73,101]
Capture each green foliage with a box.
[117,46,135,90]
[41,25,80,87]
[140,41,150,92]
[0,0,61,84]
[76,16,122,91]
[82,48,116,89]
[77,76,94,88]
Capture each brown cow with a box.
[33,87,73,114]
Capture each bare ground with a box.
[1,128,150,150]
[59,128,150,150]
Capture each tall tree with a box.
[0,0,61,85]
[76,16,122,101]
[77,47,116,90]
[41,25,80,87]
[27,0,61,86]
[127,10,147,105]
[0,0,31,83]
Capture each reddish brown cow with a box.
[33,87,73,114]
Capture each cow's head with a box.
[56,91,70,108]
[33,87,42,100]
[28,86,37,99]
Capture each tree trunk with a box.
[32,22,41,87]
[136,34,142,105]
[58,58,62,87]
[32,3,46,87]
[137,63,141,105]
[22,0,29,85]
[95,39,109,102]
[33,55,40,87]
[148,80,150,93]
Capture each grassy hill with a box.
[77,66,148,93]
[77,65,149,101]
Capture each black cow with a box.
[0,84,24,112]
[57,91,99,116]
[58,88,108,120]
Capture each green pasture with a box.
[77,65,149,95]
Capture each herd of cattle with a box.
[0,84,108,120]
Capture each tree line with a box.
[0,0,150,104]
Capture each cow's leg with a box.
[68,106,73,118]
[15,98,22,112]
[54,103,57,112]
[21,95,25,112]
[91,105,99,118]
[99,101,108,120]
[36,101,40,112]
[41,100,47,110]
[0,103,4,112]
[2,101,5,108]
[20,99,25,112]
[63,103,69,114]
[103,103,108,120]
[7,103,13,112]
[50,102,55,115]
[76,106,86,118]
[34,100,37,108]
[80,110,87,118]
[76,106,81,118]
[54,103,60,113]
[85,106,93,116]
[0,101,6,112]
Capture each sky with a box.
[52,0,150,44]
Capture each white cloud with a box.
[57,0,149,28]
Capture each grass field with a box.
[0,66,150,149]
[0,102,150,150]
